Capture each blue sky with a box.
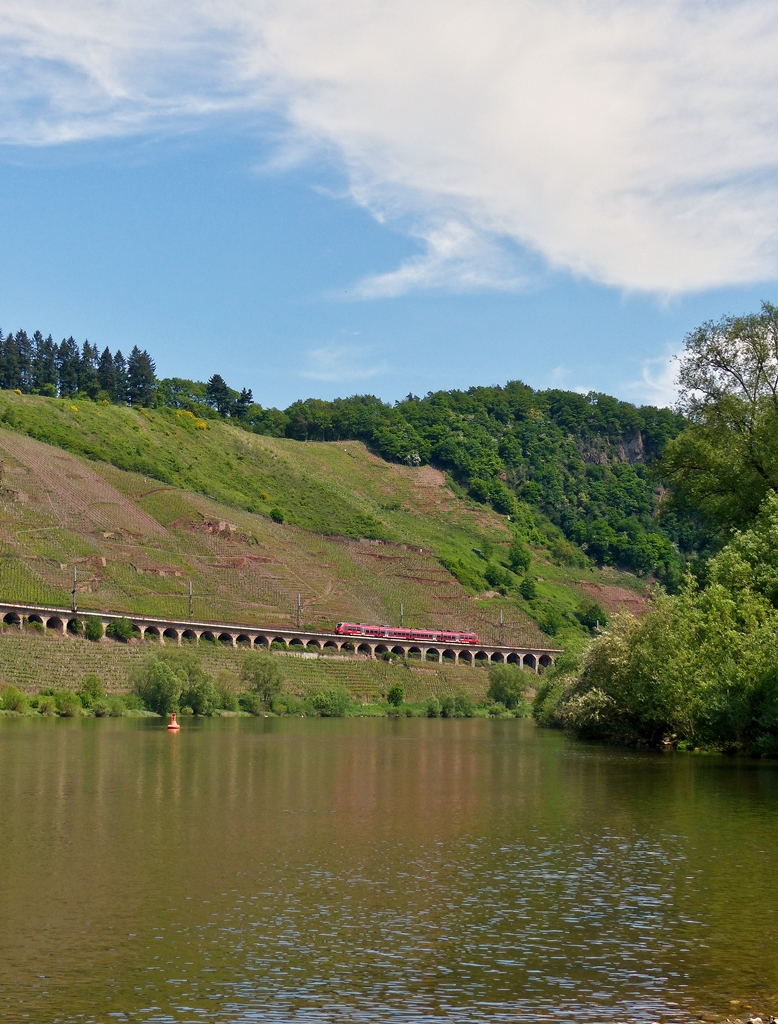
[1,1,777,410]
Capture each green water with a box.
[0,717,776,1023]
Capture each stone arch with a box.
[67,617,81,634]
[341,641,355,653]
[163,627,180,643]
[490,651,505,663]
[306,639,321,650]
[182,628,198,642]
[507,652,520,665]
[288,637,304,648]
[218,632,235,647]
[459,649,473,665]
[391,645,406,657]
[407,646,422,660]
[539,654,553,670]
[3,612,21,627]
[271,636,287,648]
[28,613,44,626]
[45,616,64,633]
[201,630,216,643]
[323,640,339,650]
[523,653,537,671]
[442,648,456,663]
[426,647,440,662]
[375,643,389,656]
[144,625,161,640]
[236,634,252,647]
[357,642,372,656]
[255,635,269,648]
[474,650,489,663]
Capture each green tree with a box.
[241,652,283,704]
[84,616,104,641]
[133,658,181,715]
[126,346,157,406]
[508,536,531,573]
[386,682,404,707]
[487,664,529,709]
[106,617,135,642]
[661,302,778,538]
[1,685,28,712]
[519,575,537,601]
[77,673,104,709]
[306,686,350,717]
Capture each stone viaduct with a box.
[0,601,560,671]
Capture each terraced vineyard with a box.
[0,391,648,647]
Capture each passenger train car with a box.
[335,622,479,644]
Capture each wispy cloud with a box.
[299,343,389,383]
[2,1,778,295]
[625,353,679,407]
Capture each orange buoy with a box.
[167,712,180,732]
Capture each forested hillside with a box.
[0,327,695,585]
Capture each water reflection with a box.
[0,717,776,1022]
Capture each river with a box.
[0,716,776,1023]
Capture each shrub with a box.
[240,692,265,715]
[77,673,104,709]
[508,536,531,573]
[1,685,28,712]
[183,676,218,716]
[306,687,350,717]
[487,664,530,710]
[575,600,608,632]
[270,693,305,715]
[519,576,537,601]
[37,695,57,716]
[538,604,565,637]
[241,652,283,704]
[133,658,181,715]
[425,696,441,717]
[67,618,83,634]
[106,617,135,642]
[440,694,455,718]
[440,692,474,718]
[270,507,284,523]
[386,682,404,707]
[55,690,82,717]
[215,670,240,712]
[84,616,104,641]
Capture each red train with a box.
[335,622,479,644]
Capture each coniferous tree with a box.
[235,387,253,420]
[97,347,115,397]
[112,351,128,404]
[31,332,57,394]
[126,346,156,405]
[57,337,80,397]
[206,374,231,416]
[80,341,100,398]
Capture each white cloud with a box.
[2,1,778,294]
[625,352,679,407]
[299,344,389,383]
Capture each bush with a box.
[55,690,82,717]
[215,670,240,712]
[37,695,57,716]
[184,676,218,715]
[271,693,305,716]
[538,604,565,637]
[487,664,530,710]
[425,696,441,717]
[77,673,104,709]
[306,687,350,717]
[84,616,104,641]
[240,692,265,715]
[270,507,284,523]
[575,599,608,632]
[1,685,28,712]
[519,576,537,601]
[241,652,283,704]
[386,682,404,707]
[508,536,531,573]
[106,617,135,642]
[440,692,474,718]
[67,618,83,634]
[133,658,181,715]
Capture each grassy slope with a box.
[0,391,648,646]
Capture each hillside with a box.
[0,391,648,645]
